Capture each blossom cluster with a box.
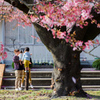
[73,39,100,51]
[0,44,7,61]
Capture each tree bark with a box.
[4,0,29,13]
[51,44,87,97]
[33,24,86,97]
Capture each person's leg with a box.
[15,70,19,90]
[29,68,31,84]
[18,70,22,90]
[18,70,22,87]
[29,68,33,88]
[17,70,20,88]
[24,60,29,71]
[21,70,25,87]
[24,60,31,89]
[25,67,29,71]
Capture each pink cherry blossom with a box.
[0,0,99,52]
[73,47,77,51]
[84,22,88,26]
[84,40,93,49]
[96,39,99,44]
[97,24,100,28]
[51,29,56,38]
[0,0,4,3]
[75,41,83,47]
[82,46,86,50]
[0,44,7,60]
[66,38,69,43]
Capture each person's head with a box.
[19,50,23,53]
[25,47,30,52]
[14,49,19,55]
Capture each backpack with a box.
[13,55,19,63]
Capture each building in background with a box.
[0,19,100,66]
[0,19,53,65]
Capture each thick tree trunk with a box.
[33,23,87,97]
[50,43,87,97]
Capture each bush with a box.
[92,59,100,70]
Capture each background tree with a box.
[1,0,100,98]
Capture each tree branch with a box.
[88,44,100,53]
[4,0,29,13]
[83,50,100,59]
[70,7,100,42]
[33,23,61,51]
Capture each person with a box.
[21,47,33,88]
[22,47,31,71]
[29,57,33,88]
[19,50,23,63]
[13,49,23,91]
[18,50,25,88]
[21,60,33,88]
[18,50,25,71]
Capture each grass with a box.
[0,89,100,100]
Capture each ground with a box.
[0,89,100,100]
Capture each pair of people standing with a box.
[13,47,33,91]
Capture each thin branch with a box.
[83,50,100,58]
[67,39,100,58]
[88,44,100,53]
[19,0,41,19]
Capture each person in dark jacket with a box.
[13,49,23,91]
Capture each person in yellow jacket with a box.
[20,47,33,88]
[21,58,33,88]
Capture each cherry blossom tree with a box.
[1,0,100,98]
[0,44,7,62]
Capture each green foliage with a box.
[11,62,14,69]
[92,59,100,70]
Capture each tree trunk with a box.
[51,44,87,97]
[33,23,89,98]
